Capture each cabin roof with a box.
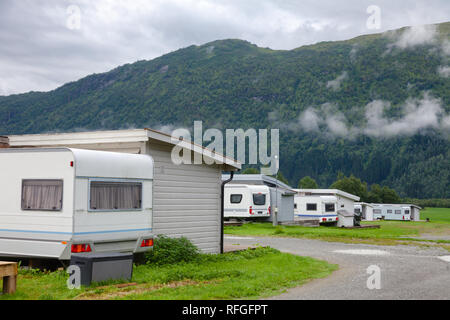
[7,128,241,170]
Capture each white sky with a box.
[0,0,449,95]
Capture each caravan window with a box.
[387,210,393,214]
[90,181,142,211]
[22,180,63,211]
[405,210,410,215]
[374,209,382,214]
[230,194,243,204]
[395,210,401,214]
[252,194,266,206]
[307,203,317,211]
[325,203,335,212]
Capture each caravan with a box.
[224,184,271,219]
[294,189,360,224]
[0,148,154,260]
[294,195,339,223]
[372,204,413,221]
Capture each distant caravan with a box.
[224,184,271,220]
[293,189,360,225]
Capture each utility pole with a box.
[272,155,279,227]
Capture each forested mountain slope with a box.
[1,22,449,198]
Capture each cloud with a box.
[437,65,450,77]
[326,71,348,91]
[1,0,450,94]
[388,24,438,50]
[279,92,450,138]
[363,93,445,137]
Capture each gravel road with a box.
[224,236,450,300]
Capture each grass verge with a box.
[0,247,337,300]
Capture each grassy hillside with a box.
[0,22,449,197]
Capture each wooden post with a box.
[0,262,18,295]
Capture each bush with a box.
[145,235,200,266]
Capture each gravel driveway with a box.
[224,236,450,300]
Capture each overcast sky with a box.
[0,0,449,95]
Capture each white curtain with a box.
[22,180,63,211]
[90,182,142,210]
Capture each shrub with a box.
[145,235,200,266]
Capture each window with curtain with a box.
[22,180,63,211]
[90,181,142,211]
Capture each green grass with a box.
[421,207,450,223]
[224,208,450,248]
[0,247,337,300]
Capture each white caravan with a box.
[372,204,413,221]
[294,189,360,224]
[224,184,271,219]
[0,148,154,260]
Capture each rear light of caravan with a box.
[268,206,271,215]
[71,244,92,253]
[322,218,327,222]
[141,239,154,248]
[249,206,254,215]
[336,217,339,221]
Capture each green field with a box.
[224,208,450,248]
[0,247,336,300]
[420,207,450,223]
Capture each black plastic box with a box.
[70,252,134,286]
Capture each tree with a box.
[367,184,401,203]
[241,167,259,174]
[298,176,318,189]
[330,174,368,200]
[276,171,290,186]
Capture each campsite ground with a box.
[224,207,450,250]
[224,236,450,300]
[0,247,336,300]
[0,208,448,300]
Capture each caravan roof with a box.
[294,189,360,201]
[0,148,154,180]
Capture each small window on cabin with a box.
[325,203,335,212]
[306,203,317,211]
[22,180,63,211]
[90,181,142,211]
[252,194,266,206]
[395,210,401,214]
[230,194,243,204]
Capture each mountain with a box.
[1,23,449,198]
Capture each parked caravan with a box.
[224,184,271,219]
[0,148,154,260]
[294,189,360,224]
[222,174,296,223]
[294,195,339,223]
[372,204,412,221]
[354,202,375,221]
